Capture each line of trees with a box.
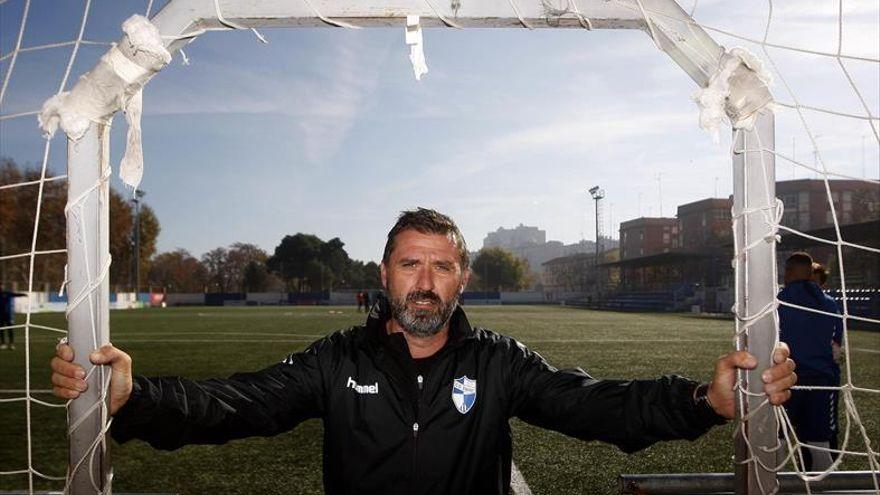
[3,158,532,294]
[2,158,382,294]
[147,236,381,293]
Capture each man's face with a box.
[381,230,470,338]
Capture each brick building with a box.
[610,200,734,306]
[777,179,879,289]
[778,179,879,231]
[677,198,732,250]
[619,217,679,260]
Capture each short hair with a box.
[786,251,813,269]
[812,262,829,286]
[383,208,469,269]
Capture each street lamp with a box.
[132,190,146,296]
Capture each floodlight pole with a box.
[732,110,778,495]
[67,121,112,494]
[133,189,146,295]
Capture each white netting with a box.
[1,1,878,494]
[676,0,879,490]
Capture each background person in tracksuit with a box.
[779,252,841,471]
[50,208,797,495]
[812,261,843,458]
[0,289,26,350]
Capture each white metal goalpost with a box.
[1,0,877,494]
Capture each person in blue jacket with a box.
[811,261,843,459]
[779,252,841,471]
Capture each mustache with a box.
[406,290,442,304]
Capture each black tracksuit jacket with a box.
[111,300,726,494]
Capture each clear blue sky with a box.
[1,0,877,263]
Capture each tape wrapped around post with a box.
[692,47,774,143]
[37,14,171,191]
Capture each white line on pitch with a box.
[851,347,880,354]
[523,338,729,343]
[0,389,53,394]
[510,462,533,495]
[132,332,328,338]
[112,338,317,343]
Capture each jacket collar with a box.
[365,293,476,351]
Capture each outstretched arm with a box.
[508,341,795,453]
[51,342,325,450]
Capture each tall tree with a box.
[226,243,269,292]
[137,204,160,289]
[470,248,531,291]
[1,159,161,291]
[266,233,379,292]
[109,192,134,289]
[267,233,324,291]
[1,159,69,289]
[242,260,272,292]
[148,249,207,292]
[201,247,231,293]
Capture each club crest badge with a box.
[451,376,477,414]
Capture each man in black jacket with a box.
[51,208,797,495]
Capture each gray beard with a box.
[389,289,458,338]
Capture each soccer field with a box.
[1,305,878,494]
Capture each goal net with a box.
[0,0,877,494]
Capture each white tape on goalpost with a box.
[0,1,877,494]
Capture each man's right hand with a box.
[51,343,133,416]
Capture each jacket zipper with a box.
[411,374,424,489]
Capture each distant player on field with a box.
[779,253,840,470]
[50,208,797,494]
[1,289,26,350]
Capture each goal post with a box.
[65,121,113,494]
[732,109,778,495]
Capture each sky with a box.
[1,0,878,263]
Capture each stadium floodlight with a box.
[132,189,146,295]
[1,1,877,494]
[588,186,605,268]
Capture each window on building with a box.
[798,191,810,211]
[799,212,810,229]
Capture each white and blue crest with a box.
[451,376,477,414]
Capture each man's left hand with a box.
[706,342,796,420]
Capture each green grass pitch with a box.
[1,305,878,494]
